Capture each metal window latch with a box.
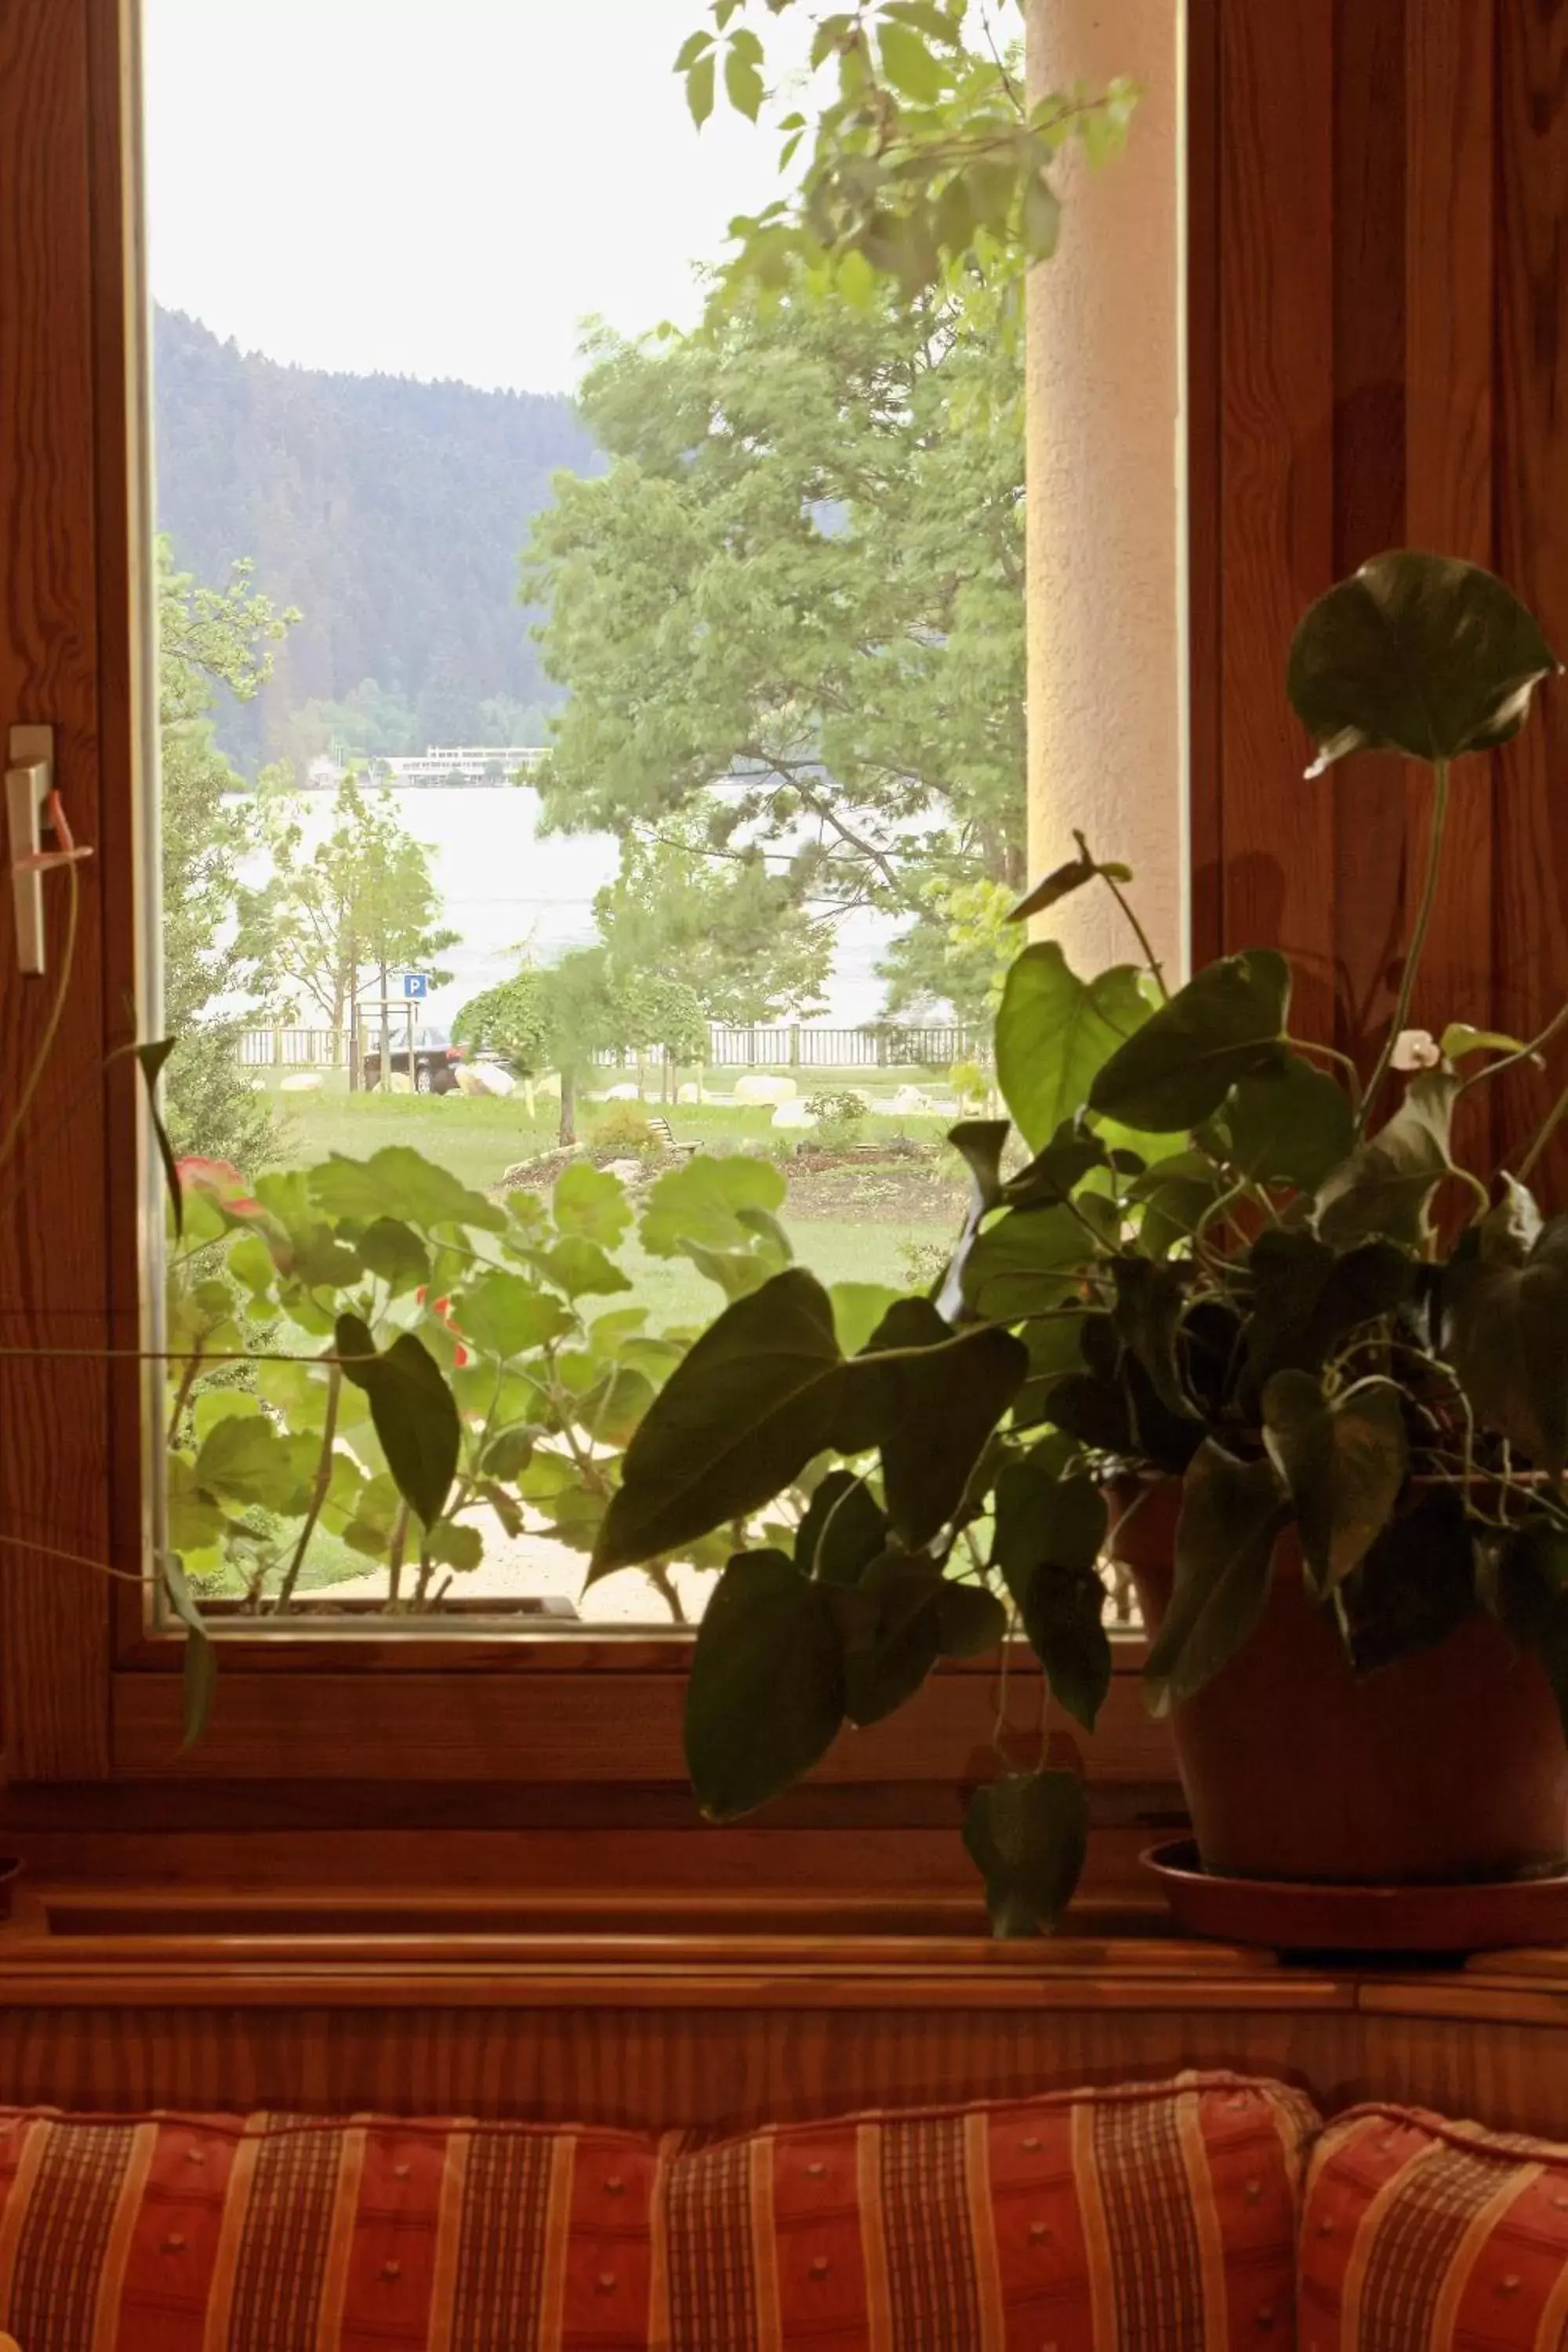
[7,726,54,975]
[6,726,92,975]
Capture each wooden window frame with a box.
[0,0,1187,1915]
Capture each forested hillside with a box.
[152,308,599,771]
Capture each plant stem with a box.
[1458,994,1568,1095]
[273,1363,341,1614]
[1287,1034,1363,1114]
[1357,757,1452,1134]
[1520,1079,1568,1182]
[1078,831,1170,1001]
[165,1345,205,1448]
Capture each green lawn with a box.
[252,1083,956,1325]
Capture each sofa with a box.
[0,2071,1561,2347]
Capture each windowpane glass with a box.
[143,0,1024,1628]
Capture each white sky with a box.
[143,0,808,395]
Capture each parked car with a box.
[362,1025,465,1094]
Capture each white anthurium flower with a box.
[1390,1029,1442,1072]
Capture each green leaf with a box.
[843,1563,943,1726]
[335,1314,459,1529]
[535,1237,634,1301]
[1218,1053,1356,1191]
[1443,1215,1568,1472]
[307,1147,505,1233]
[674,27,713,68]
[877,20,946,100]
[855,1298,1029,1551]
[135,1039,183,1239]
[687,49,717,124]
[1441,1022,1530,1063]
[459,1271,572,1358]
[991,1463,1110,1730]
[1003,1119,1109,1211]
[161,1554,216,1750]
[724,40,765,118]
[963,1770,1088,1938]
[593,1269,847,1575]
[554,1160,633,1247]
[1344,1487,1478,1671]
[1316,1073,1457,1247]
[194,1412,311,1513]
[960,1206,1091,1323]
[1287,550,1560,771]
[165,1456,225,1555]
[481,1424,540,1482]
[1110,1258,1192,1420]
[996,944,1150,1151]
[1089,953,1291,1133]
[191,1388,262,1445]
[830,1282,902,1356]
[226,1232,278,1297]
[1241,1229,1415,1398]
[426,1520,484,1572]
[796,1469,887,1583]
[935,1581,1008,1657]
[640,1155,787,1259]
[1261,1372,1407,1593]
[357,1218,430,1298]
[1022,173,1062,260]
[1145,1442,1287,1712]
[684,1551,844,1818]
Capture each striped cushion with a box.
[1299,2103,1568,2350]
[658,2071,1318,2350]
[0,2107,658,2347]
[0,2073,1317,2349]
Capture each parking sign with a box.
[403,973,428,1000]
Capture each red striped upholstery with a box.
[1298,2103,1568,2350]
[0,2072,1319,2348]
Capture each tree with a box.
[245,779,457,1065]
[675,3,1135,313]
[157,539,295,1166]
[593,816,831,1026]
[527,273,1025,1012]
[456,951,708,1145]
[880,873,1015,1030]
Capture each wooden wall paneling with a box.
[1494,2,1568,1196]
[1214,3,1338,1038]
[0,0,115,1778]
[1329,0,1410,1071]
[1403,0,1499,1181]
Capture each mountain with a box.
[151,308,600,771]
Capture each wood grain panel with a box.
[1214,0,1337,1035]
[1404,0,1497,1172]
[0,0,114,1777]
[1494,0,1568,1194]
[111,1664,1177,1784]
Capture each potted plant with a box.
[588,550,1568,1940]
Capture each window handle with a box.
[6,725,53,975]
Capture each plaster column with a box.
[1025,0,1185,978]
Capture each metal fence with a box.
[234,1022,985,1073]
[596,1024,985,1071]
[236,1027,350,1069]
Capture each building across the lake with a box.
[304,746,549,790]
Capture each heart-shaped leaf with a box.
[996,943,1150,1150]
[1443,1216,1568,1472]
[335,1313,460,1529]
[1261,1371,1407,1593]
[855,1298,1029,1551]
[795,1469,888,1584]
[1288,550,1559,771]
[593,1269,847,1576]
[1316,1073,1458,1247]
[1241,1229,1416,1399]
[1088,953,1291,1133]
[1145,1442,1287,1711]
[963,1770,1088,1938]
[1218,1053,1356,1191]
[684,1550,844,1819]
[1110,1258,1193,1421]
[991,1464,1110,1730]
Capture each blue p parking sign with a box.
[403,973,428,1000]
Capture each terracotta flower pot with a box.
[1109,1479,1568,1886]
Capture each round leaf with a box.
[1287,550,1559,771]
